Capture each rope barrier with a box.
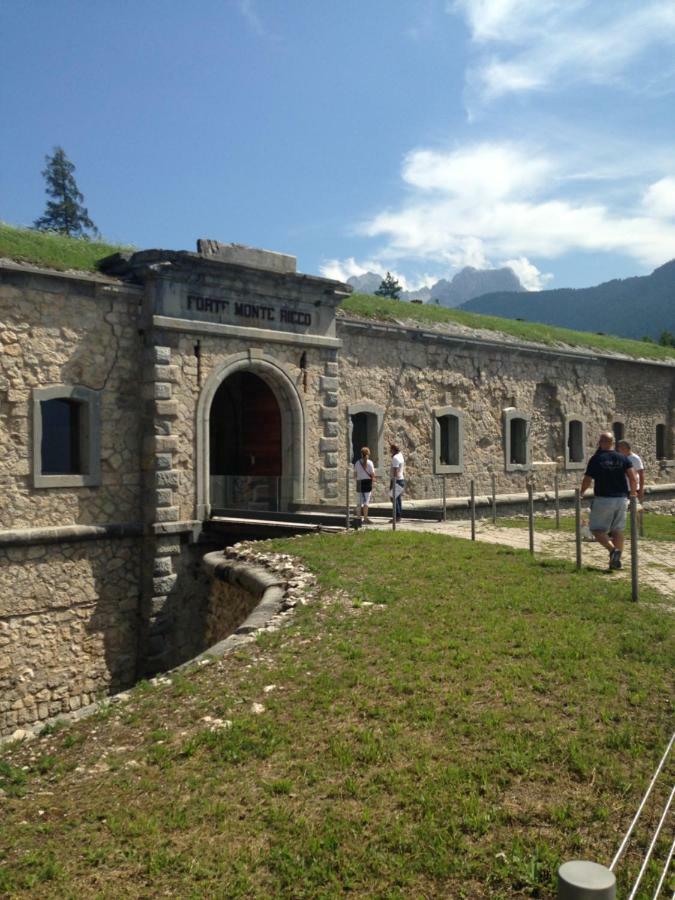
[610,731,674,872]
[650,833,674,900]
[626,783,674,900]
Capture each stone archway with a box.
[196,353,305,518]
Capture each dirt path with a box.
[371,518,675,601]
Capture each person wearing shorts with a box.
[389,443,405,522]
[354,447,375,524]
[581,431,637,570]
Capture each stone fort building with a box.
[1,241,673,737]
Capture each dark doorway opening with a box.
[210,371,283,511]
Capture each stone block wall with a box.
[0,265,144,529]
[0,537,140,736]
[336,320,674,501]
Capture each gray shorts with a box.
[589,497,627,533]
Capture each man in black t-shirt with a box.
[581,431,637,570]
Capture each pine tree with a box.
[33,147,98,238]
[375,271,402,299]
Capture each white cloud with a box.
[358,140,675,275]
[500,257,552,291]
[402,143,551,200]
[452,1,675,105]
[642,177,675,219]
[319,256,386,282]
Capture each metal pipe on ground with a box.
[557,861,616,899]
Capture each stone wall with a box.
[0,265,144,529]
[336,319,675,501]
[1,258,673,736]
[0,536,140,736]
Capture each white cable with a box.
[611,731,675,871]
[626,783,674,900]
[651,833,674,899]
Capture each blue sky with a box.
[3,0,675,291]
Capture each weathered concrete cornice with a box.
[0,259,143,297]
[152,315,343,349]
[0,522,143,548]
[100,249,351,299]
[338,316,675,370]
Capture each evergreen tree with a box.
[658,330,675,347]
[33,147,98,238]
[375,271,402,299]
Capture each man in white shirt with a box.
[617,440,645,500]
[389,443,405,522]
[617,439,645,534]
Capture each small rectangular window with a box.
[350,412,378,466]
[41,398,84,474]
[612,421,624,443]
[656,424,666,460]
[510,418,527,465]
[33,385,101,488]
[439,414,460,467]
[568,420,584,463]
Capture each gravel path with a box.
[369,518,675,601]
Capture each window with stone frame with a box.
[33,386,101,488]
[565,417,586,469]
[349,402,384,472]
[655,423,667,460]
[433,407,464,474]
[503,408,531,471]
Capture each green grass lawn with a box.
[496,511,675,542]
[1,532,672,898]
[0,222,132,272]
[341,292,675,363]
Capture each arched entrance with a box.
[210,372,282,510]
[196,354,305,518]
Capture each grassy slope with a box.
[0,222,131,272]
[1,532,672,898]
[341,293,675,363]
[1,223,673,361]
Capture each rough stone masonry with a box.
[0,240,673,736]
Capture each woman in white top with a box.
[354,446,376,524]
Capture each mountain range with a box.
[347,266,524,307]
[461,260,675,340]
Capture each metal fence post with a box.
[630,495,639,602]
[470,479,476,541]
[442,475,447,522]
[392,479,397,531]
[345,417,351,530]
[557,861,616,899]
[574,489,582,571]
[491,472,497,524]
[554,473,560,529]
[527,481,534,555]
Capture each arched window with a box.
[33,386,101,488]
[612,421,624,443]
[504,408,531,471]
[433,407,464,474]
